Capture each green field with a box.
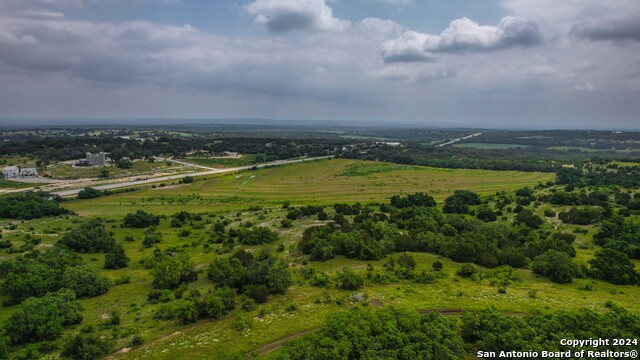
[64,159,554,217]
[183,154,256,168]
[2,158,638,360]
[454,142,531,149]
[0,179,39,190]
[45,160,178,180]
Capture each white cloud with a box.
[245,0,349,32]
[381,16,543,63]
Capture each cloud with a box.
[570,12,640,42]
[245,0,349,32]
[574,81,596,91]
[368,0,412,5]
[380,31,436,63]
[381,16,543,63]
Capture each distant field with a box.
[0,179,38,189]
[454,142,530,149]
[184,154,256,168]
[64,158,554,217]
[45,160,177,180]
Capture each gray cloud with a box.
[245,0,349,32]
[381,16,543,63]
[571,12,640,42]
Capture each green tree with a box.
[60,219,115,253]
[5,289,83,344]
[151,254,198,290]
[531,250,579,283]
[104,244,130,269]
[61,266,111,297]
[61,331,112,360]
[77,187,103,200]
[588,248,640,285]
[335,268,364,290]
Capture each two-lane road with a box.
[53,156,334,197]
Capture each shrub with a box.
[60,219,115,253]
[456,264,477,278]
[531,250,579,283]
[104,244,129,269]
[122,210,160,228]
[335,268,364,291]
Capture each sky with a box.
[0,0,639,129]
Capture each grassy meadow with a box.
[63,159,554,217]
[1,158,638,360]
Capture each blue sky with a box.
[0,0,639,129]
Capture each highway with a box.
[437,133,483,147]
[52,156,334,197]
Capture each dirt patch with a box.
[371,299,384,307]
[250,328,320,356]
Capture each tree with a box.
[181,176,194,184]
[77,187,103,200]
[390,192,436,208]
[515,209,543,228]
[5,289,83,344]
[61,266,111,297]
[531,250,579,283]
[151,254,198,290]
[60,219,115,253]
[0,191,69,220]
[204,287,236,319]
[335,268,364,290]
[104,244,130,269]
[172,300,199,324]
[476,204,497,222]
[115,159,133,169]
[588,249,640,285]
[456,263,477,278]
[61,331,112,360]
[122,210,160,228]
[98,169,110,179]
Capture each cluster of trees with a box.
[558,206,606,225]
[0,192,69,219]
[594,216,640,259]
[281,304,640,360]
[207,249,291,303]
[443,190,481,214]
[0,248,110,305]
[59,219,115,253]
[462,305,640,354]
[4,289,83,345]
[122,210,160,228]
[77,187,104,199]
[557,166,640,189]
[281,307,465,359]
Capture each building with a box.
[85,152,110,166]
[20,168,38,178]
[2,166,19,179]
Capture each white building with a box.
[2,166,19,179]
[20,168,38,178]
[86,152,110,166]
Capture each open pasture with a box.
[64,159,554,217]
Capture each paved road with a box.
[437,132,482,147]
[53,156,334,197]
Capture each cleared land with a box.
[454,142,531,149]
[64,159,554,217]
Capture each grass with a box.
[44,160,178,180]
[0,158,636,360]
[454,143,531,149]
[0,179,39,189]
[63,159,554,217]
[183,154,256,168]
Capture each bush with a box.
[122,210,160,228]
[61,332,111,360]
[61,266,111,298]
[531,250,579,283]
[172,300,198,324]
[59,219,115,253]
[456,264,477,278]
[181,176,194,184]
[115,159,134,169]
[432,260,443,271]
[104,244,130,269]
[77,187,103,200]
[151,254,198,290]
[588,248,640,285]
[0,192,69,220]
[335,268,364,291]
[280,218,293,228]
[5,289,83,344]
